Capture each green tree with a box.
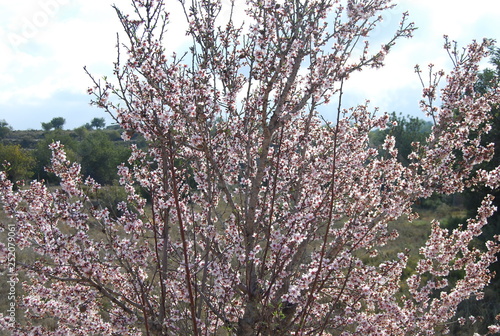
[90,117,106,129]
[77,130,130,185]
[33,130,78,183]
[0,120,12,139]
[73,125,90,140]
[370,112,432,165]
[41,117,66,131]
[41,122,53,131]
[0,143,35,182]
[475,46,500,95]
[50,117,66,130]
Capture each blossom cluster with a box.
[1,0,500,335]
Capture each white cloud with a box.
[336,0,500,117]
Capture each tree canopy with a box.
[1,1,500,335]
[0,120,12,139]
[42,117,66,131]
[0,143,35,182]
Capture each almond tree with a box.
[1,0,500,335]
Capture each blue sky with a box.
[1,0,499,130]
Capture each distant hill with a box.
[1,130,45,149]
[0,125,129,150]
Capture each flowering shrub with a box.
[1,0,500,335]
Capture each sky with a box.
[0,0,499,130]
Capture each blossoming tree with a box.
[1,0,500,335]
